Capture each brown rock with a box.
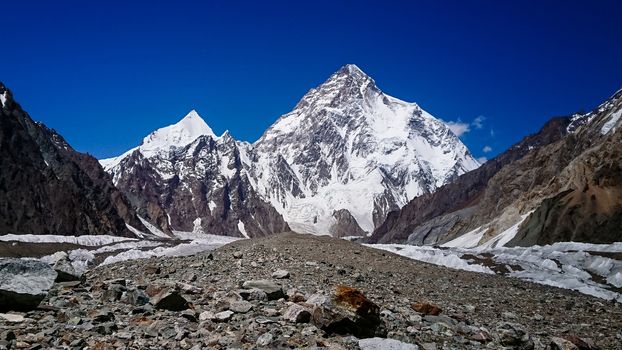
[306,285,384,338]
[411,302,442,316]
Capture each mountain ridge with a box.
[102,64,479,237]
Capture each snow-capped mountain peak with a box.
[101,65,479,238]
[100,109,217,171]
[250,65,480,235]
[139,109,216,157]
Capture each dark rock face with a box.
[368,116,571,244]
[509,121,622,246]
[370,87,622,246]
[330,209,366,237]
[0,258,57,311]
[108,133,290,238]
[0,83,145,237]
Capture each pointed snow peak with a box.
[339,63,365,76]
[332,63,373,83]
[139,109,217,156]
[174,109,215,136]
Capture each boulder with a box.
[411,302,442,316]
[151,288,189,311]
[0,258,57,312]
[242,280,285,300]
[496,322,534,350]
[51,253,82,282]
[305,285,385,338]
[283,304,311,323]
[272,269,290,279]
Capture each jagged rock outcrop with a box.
[0,82,146,237]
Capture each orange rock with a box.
[411,301,442,316]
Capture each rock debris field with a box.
[1,233,620,349]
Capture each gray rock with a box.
[229,300,253,313]
[496,322,534,350]
[239,288,268,301]
[0,258,57,312]
[256,332,273,347]
[51,253,82,282]
[283,304,311,323]
[272,269,290,279]
[176,282,203,295]
[241,280,285,300]
[213,310,234,322]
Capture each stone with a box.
[496,322,534,350]
[550,337,580,350]
[121,289,149,306]
[0,313,27,323]
[359,337,419,350]
[180,309,198,322]
[556,335,598,350]
[239,288,268,301]
[50,253,82,282]
[90,308,115,323]
[199,311,215,321]
[0,258,57,312]
[233,251,243,259]
[213,310,234,322]
[256,332,273,347]
[176,282,203,295]
[272,269,290,279]
[411,302,442,316]
[241,280,285,300]
[283,304,311,323]
[151,289,189,311]
[287,288,306,302]
[307,285,385,338]
[229,300,253,313]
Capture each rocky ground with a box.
[1,233,621,349]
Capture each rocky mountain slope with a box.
[101,111,290,238]
[0,82,145,237]
[103,65,479,237]
[369,87,622,247]
[0,234,617,349]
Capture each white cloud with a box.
[482,145,492,153]
[472,116,485,129]
[477,156,488,164]
[490,128,495,137]
[445,120,471,137]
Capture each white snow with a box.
[601,108,622,134]
[237,221,249,238]
[367,244,495,274]
[0,91,6,108]
[250,66,479,235]
[441,227,486,248]
[137,216,170,238]
[368,240,622,302]
[100,234,241,266]
[0,234,136,246]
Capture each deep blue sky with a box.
[2,1,621,161]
